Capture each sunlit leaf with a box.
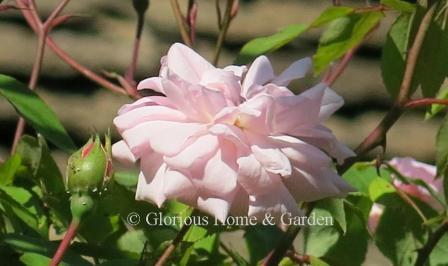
[236,24,308,64]
[0,154,21,185]
[314,11,383,74]
[0,74,76,153]
[381,0,415,12]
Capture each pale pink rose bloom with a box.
[368,157,443,232]
[113,43,355,222]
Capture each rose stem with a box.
[14,0,128,96]
[212,0,237,66]
[11,0,70,154]
[50,219,80,266]
[415,220,448,266]
[125,0,149,89]
[154,218,193,266]
[170,0,193,47]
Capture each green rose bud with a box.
[66,134,111,194]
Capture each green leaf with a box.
[413,7,448,98]
[381,0,415,13]
[4,234,91,265]
[305,198,370,266]
[244,225,283,264]
[116,229,147,259]
[0,154,21,185]
[20,252,69,266]
[15,135,70,226]
[322,204,370,266]
[235,24,308,64]
[313,11,383,74]
[382,5,448,99]
[374,194,432,266]
[310,256,330,266]
[429,231,448,265]
[0,187,43,235]
[381,13,413,98]
[304,208,339,257]
[220,246,250,266]
[113,171,138,189]
[311,6,354,27]
[343,162,391,195]
[368,178,396,202]
[0,185,48,236]
[0,74,75,153]
[425,87,448,119]
[436,115,448,178]
[315,198,346,234]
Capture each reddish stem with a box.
[11,0,69,154]
[405,98,448,109]
[170,0,193,46]
[14,0,127,96]
[213,0,236,66]
[154,221,192,266]
[186,0,198,46]
[50,219,80,266]
[323,44,359,86]
[125,0,149,87]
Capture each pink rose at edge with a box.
[112,43,355,222]
[368,157,443,233]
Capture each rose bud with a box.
[66,134,111,194]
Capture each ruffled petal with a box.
[162,79,228,121]
[135,153,166,207]
[297,125,355,164]
[166,43,213,83]
[197,196,232,223]
[242,56,275,98]
[319,87,344,121]
[201,146,239,196]
[122,121,205,157]
[112,140,136,166]
[164,134,219,169]
[114,105,187,133]
[237,154,282,195]
[163,168,198,203]
[247,180,302,219]
[272,57,312,86]
[137,77,165,93]
[246,132,292,176]
[200,68,242,105]
[271,84,326,135]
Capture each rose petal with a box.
[122,121,205,157]
[248,180,302,219]
[112,140,136,166]
[197,196,232,223]
[135,153,166,207]
[166,43,213,83]
[137,77,165,93]
[242,56,275,98]
[164,134,219,169]
[272,57,312,86]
